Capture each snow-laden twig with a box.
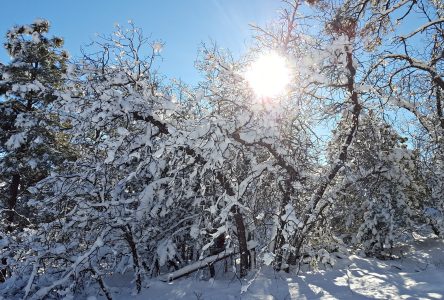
[30,229,109,300]
[382,54,444,90]
[401,18,444,40]
[23,261,38,299]
[375,0,411,17]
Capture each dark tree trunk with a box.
[0,258,8,283]
[215,172,250,278]
[1,174,21,282]
[274,179,294,271]
[6,174,20,233]
[123,225,142,293]
[90,267,113,300]
[232,210,249,278]
[436,86,444,131]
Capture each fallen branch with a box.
[159,243,257,282]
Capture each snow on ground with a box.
[100,237,444,300]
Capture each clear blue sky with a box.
[0,0,282,85]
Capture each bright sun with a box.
[244,52,291,98]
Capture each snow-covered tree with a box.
[327,112,420,256]
[0,20,74,284]
[0,19,71,229]
[341,0,444,235]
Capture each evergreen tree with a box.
[330,112,418,256]
[0,20,73,282]
[0,19,71,231]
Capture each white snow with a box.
[100,238,444,300]
[5,132,27,150]
[153,42,163,54]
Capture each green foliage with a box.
[0,19,73,232]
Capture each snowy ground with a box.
[100,237,444,300]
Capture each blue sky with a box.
[0,0,282,85]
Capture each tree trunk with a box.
[215,172,250,278]
[122,225,142,293]
[436,86,444,131]
[273,180,293,271]
[0,174,20,282]
[232,209,249,278]
[292,34,361,262]
[6,174,20,233]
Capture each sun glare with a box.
[245,52,291,98]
